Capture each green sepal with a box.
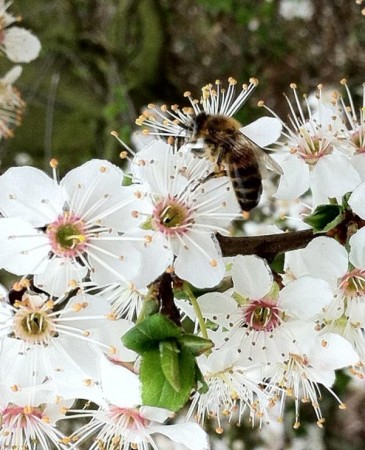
[159,340,181,392]
[140,217,154,230]
[122,173,133,186]
[195,364,209,394]
[264,281,280,301]
[122,314,182,354]
[232,291,247,305]
[136,296,159,323]
[270,252,285,274]
[303,204,345,233]
[178,334,214,356]
[140,346,195,411]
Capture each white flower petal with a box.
[351,153,365,182]
[148,422,208,450]
[174,232,225,289]
[0,286,9,308]
[88,238,141,285]
[46,337,106,404]
[0,167,65,226]
[140,406,173,423]
[309,333,359,386]
[348,182,365,220]
[34,257,87,297]
[279,276,333,319]
[282,320,318,355]
[273,153,310,200]
[61,159,135,229]
[194,176,240,230]
[241,117,282,147]
[0,218,50,275]
[60,294,136,362]
[311,153,361,205]
[197,292,239,327]
[128,230,173,288]
[232,254,273,299]
[132,141,188,196]
[236,325,291,364]
[44,399,74,424]
[349,227,365,268]
[201,345,240,372]
[100,357,141,407]
[1,65,22,84]
[285,236,348,286]
[4,27,41,63]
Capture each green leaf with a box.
[140,347,195,411]
[159,340,181,392]
[270,252,285,274]
[178,334,214,356]
[303,204,344,233]
[122,314,182,354]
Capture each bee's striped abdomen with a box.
[229,162,262,211]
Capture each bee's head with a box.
[188,112,209,143]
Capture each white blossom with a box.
[0,160,143,297]
[0,0,41,63]
[70,357,208,450]
[265,84,361,205]
[0,65,24,139]
[0,289,135,404]
[127,141,240,289]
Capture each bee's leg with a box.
[214,149,227,175]
[199,168,228,184]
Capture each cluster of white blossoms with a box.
[1,70,365,448]
[0,0,41,140]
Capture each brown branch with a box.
[217,229,323,261]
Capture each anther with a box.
[49,158,59,169]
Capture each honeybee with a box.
[189,112,282,211]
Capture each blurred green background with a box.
[0,1,364,449]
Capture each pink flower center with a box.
[339,268,365,298]
[152,197,192,235]
[46,213,87,257]
[1,405,43,428]
[109,406,147,429]
[351,130,365,154]
[12,298,56,345]
[295,134,333,165]
[243,299,281,332]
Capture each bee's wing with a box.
[237,133,283,177]
[253,147,283,176]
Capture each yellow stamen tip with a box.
[49,158,59,169]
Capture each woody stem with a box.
[217,229,322,261]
